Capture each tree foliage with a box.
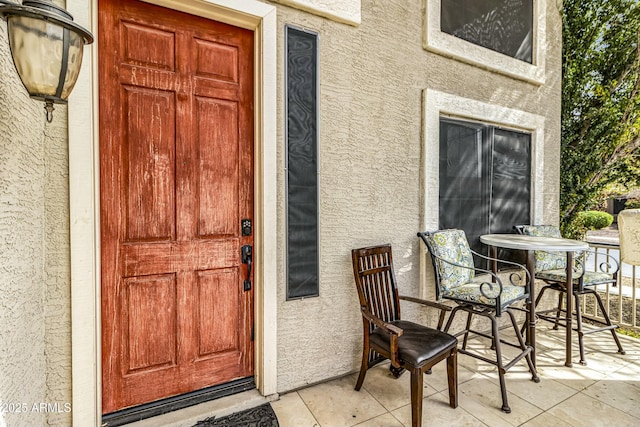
[560,0,640,234]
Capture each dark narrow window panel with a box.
[286,26,319,300]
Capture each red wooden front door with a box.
[98,0,254,413]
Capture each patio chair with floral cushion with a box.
[514,225,625,365]
[418,229,538,414]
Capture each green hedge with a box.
[625,198,640,209]
[577,210,614,230]
[564,210,613,240]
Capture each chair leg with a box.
[592,290,626,355]
[447,351,458,408]
[490,314,510,414]
[410,369,424,427]
[492,310,540,414]
[535,284,551,307]
[553,290,564,330]
[390,364,406,378]
[355,346,370,391]
[574,292,587,365]
[451,307,537,413]
[507,309,539,383]
[444,305,462,334]
[521,284,551,335]
[463,311,473,350]
[444,306,473,351]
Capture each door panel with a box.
[197,98,239,236]
[99,0,254,413]
[196,269,239,356]
[123,88,176,241]
[124,275,177,373]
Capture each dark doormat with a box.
[192,403,279,427]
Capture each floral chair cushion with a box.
[535,269,614,286]
[519,225,567,271]
[442,281,526,306]
[425,229,527,307]
[424,229,474,293]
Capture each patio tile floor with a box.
[271,323,640,427]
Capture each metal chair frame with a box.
[418,230,539,414]
[514,225,625,365]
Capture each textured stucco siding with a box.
[0,0,561,419]
[43,113,72,427]
[271,0,361,25]
[274,0,562,393]
[0,15,72,427]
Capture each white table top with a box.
[480,234,590,252]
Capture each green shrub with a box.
[563,215,588,240]
[577,210,614,230]
[625,198,640,209]
[563,210,614,239]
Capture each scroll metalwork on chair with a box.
[418,229,539,414]
[514,225,625,365]
[351,244,458,427]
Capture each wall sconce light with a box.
[0,0,93,122]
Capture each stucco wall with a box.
[271,0,361,25]
[274,0,562,393]
[0,13,72,427]
[43,112,72,427]
[0,0,562,420]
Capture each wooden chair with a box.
[514,225,625,365]
[418,229,538,414]
[352,244,458,427]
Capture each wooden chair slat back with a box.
[352,244,401,326]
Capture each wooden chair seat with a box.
[370,320,458,366]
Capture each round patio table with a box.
[480,234,590,368]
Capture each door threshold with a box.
[117,389,278,427]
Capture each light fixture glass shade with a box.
[8,14,85,101]
[0,0,94,121]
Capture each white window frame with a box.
[271,0,360,25]
[423,0,546,85]
[420,89,545,295]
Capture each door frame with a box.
[67,1,277,425]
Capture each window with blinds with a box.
[439,118,531,258]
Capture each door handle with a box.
[242,245,252,291]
